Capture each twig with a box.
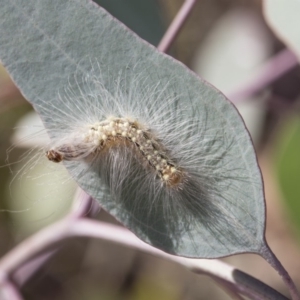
[157,0,197,52]
[228,49,298,103]
[9,189,99,287]
[260,242,300,300]
[0,279,24,300]
[0,219,289,300]
[12,250,56,287]
[213,277,248,300]
[69,188,100,219]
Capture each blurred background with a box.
[0,0,300,299]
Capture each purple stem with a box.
[228,49,298,103]
[70,189,100,219]
[10,189,99,287]
[0,219,289,300]
[157,0,197,53]
[260,242,300,300]
[212,278,245,300]
[212,277,261,300]
[12,250,56,286]
[0,279,24,300]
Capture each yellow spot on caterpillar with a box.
[94,139,101,146]
[163,174,169,181]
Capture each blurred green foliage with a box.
[275,115,300,238]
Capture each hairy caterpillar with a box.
[46,117,183,187]
[33,64,260,257]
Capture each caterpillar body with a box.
[46,117,183,187]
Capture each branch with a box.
[228,49,298,103]
[0,279,24,300]
[69,188,100,219]
[0,219,289,300]
[157,0,197,53]
[260,243,300,300]
[11,189,99,286]
[12,250,55,287]
[213,277,249,300]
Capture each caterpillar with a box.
[46,117,183,187]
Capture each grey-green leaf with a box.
[263,0,300,61]
[94,0,165,45]
[0,0,265,258]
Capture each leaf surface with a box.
[0,0,265,257]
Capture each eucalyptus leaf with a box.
[264,0,300,61]
[0,0,265,258]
